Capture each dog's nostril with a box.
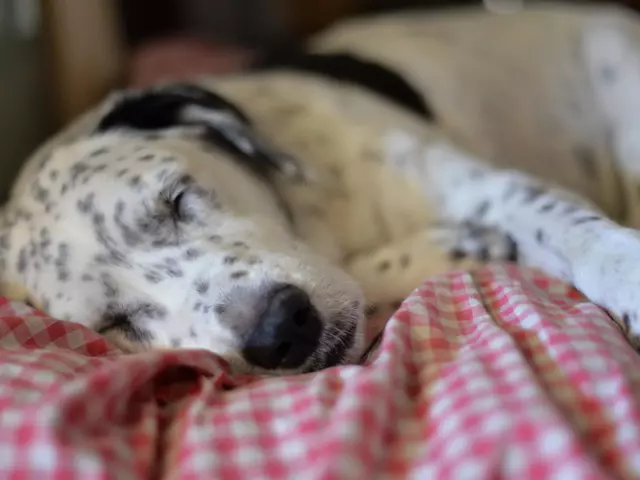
[293,310,307,326]
[242,284,322,370]
[275,342,292,359]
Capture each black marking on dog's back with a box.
[252,47,434,120]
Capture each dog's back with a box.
[307,4,636,218]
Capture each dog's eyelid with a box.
[160,187,188,220]
[172,190,186,214]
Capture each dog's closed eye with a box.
[167,190,187,221]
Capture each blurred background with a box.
[0,0,637,200]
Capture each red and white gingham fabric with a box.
[1,264,640,479]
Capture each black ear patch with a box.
[95,83,300,179]
[252,47,435,121]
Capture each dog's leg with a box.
[384,129,640,346]
[345,222,517,315]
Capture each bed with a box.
[2,265,640,478]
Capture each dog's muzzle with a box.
[241,284,322,370]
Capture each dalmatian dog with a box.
[3,4,640,374]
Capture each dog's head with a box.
[4,83,366,374]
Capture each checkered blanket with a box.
[1,265,640,479]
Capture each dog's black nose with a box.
[242,284,322,370]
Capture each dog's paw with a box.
[429,222,518,264]
[574,227,640,348]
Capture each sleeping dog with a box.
[3,4,640,374]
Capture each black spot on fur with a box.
[399,254,411,268]
[247,256,261,265]
[539,202,556,213]
[28,238,37,257]
[70,162,90,184]
[623,313,631,331]
[474,201,490,218]
[135,209,179,248]
[214,304,226,315]
[223,256,238,265]
[81,273,94,282]
[94,251,129,267]
[36,154,52,173]
[138,153,155,162]
[54,243,69,269]
[377,260,391,272]
[194,302,203,312]
[522,185,544,203]
[77,193,96,214]
[57,270,71,282]
[232,241,248,249]
[536,229,545,244]
[449,248,467,261]
[183,248,203,260]
[0,233,10,250]
[129,175,142,188]
[195,280,210,295]
[101,273,119,298]
[31,182,50,204]
[114,200,143,247]
[252,49,434,120]
[17,209,33,222]
[54,243,71,282]
[189,327,198,339]
[90,147,109,157]
[208,235,222,243]
[144,271,164,283]
[117,168,129,178]
[16,247,28,273]
[230,271,248,279]
[572,215,601,225]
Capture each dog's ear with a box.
[95,83,302,180]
